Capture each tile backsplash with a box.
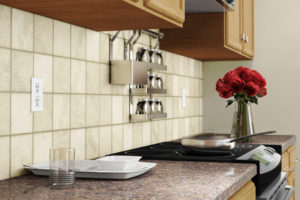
[0,4,203,180]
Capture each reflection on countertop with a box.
[0,160,256,200]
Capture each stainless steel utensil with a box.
[149,73,155,88]
[155,99,163,113]
[181,130,276,150]
[148,98,156,114]
[136,47,149,63]
[136,98,149,114]
[155,74,163,89]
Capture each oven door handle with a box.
[284,185,294,200]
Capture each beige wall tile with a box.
[11,93,32,134]
[195,61,203,78]
[0,93,10,135]
[123,96,129,124]
[12,9,33,51]
[172,75,179,96]
[34,54,52,92]
[165,97,173,119]
[0,136,9,180]
[71,95,85,128]
[0,48,10,91]
[172,97,179,118]
[140,33,150,46]
[185,77,190,96]
[0,5,11,48]
[54,20,70,57]
[184,57,190,77]
[71,129,85,160]
[158,120,166,142]
[11,134,32,177]
[172,119,179,140]
[33,132,52,163]
[142,122,151,146]
[112,125,123,153]
[71,25,86,60]
[53,94,70,130]
[34,15,53,54]
[53,57,70,93]
[11,51,33,92]
[164,51,173,74]
[165,120,173,141]
[112,38,124,60]
[112,96,123,124]
[123,124,133,151]
[86,95,100,127]
[172,54,179,75]
[99,33,109,64]
[184,118,190,137]
[178,119,184,138]
[189,117,195,136]
[189,59,196,77]
[71,60,86,93]
[133,123,143,148]
[194,79,200,97]
[53,130,70,148]
[99,95,112,125]
[99,64,112,94]
[100,126,111,157]
[33,94,52,132]
[178,55,185,75]
[86,127,100,159]
[86,62,99,94]
[151,121,159,144]
[86,30,99,62]
[189,78,195,97]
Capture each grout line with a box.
[51,18,54,149]
[31,14,35,164]
[69,24,72,149]
[8,6,12,178]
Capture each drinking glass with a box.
[49,148,75,189]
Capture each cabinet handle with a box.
[293,158,298,163]
[241,34,246,42]
[245,36,249,44]
[284,167,293,171]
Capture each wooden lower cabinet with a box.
[228,181,256,200]
[282,145,296,200]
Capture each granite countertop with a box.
[249,134,296,152]
[0,160,256,200]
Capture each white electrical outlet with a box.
[182,89,186,107]
[31,78,43,112]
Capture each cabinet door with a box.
[241,0,254,57]
[288,145,296,170]
[228,181,256,200]
[143,0,185,23]
[288,171,295,200]
[225,0,243,52]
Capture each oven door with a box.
[257,172,294,200]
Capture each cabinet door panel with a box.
[228,181,255,200]
[288,145,296,170]
[144,0,185,23]
[225,0,242,52]
[282,151,290,176]
[241,0,254,57]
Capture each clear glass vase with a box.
[231,101,255,143]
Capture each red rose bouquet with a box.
[216,66,267,107]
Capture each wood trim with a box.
[143,0,185,23]
[228,181,255,200]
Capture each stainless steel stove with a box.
[115,142,293,199]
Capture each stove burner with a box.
[236,144,253,148]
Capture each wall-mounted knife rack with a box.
[109,29,168,122]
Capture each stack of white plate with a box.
[24,156,156,180]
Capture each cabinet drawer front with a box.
[144,0,185,23]
[282,151,290,175]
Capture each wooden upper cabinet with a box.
[160,0,254,61]
[241,0,254,57]
[225,0,243,52]
[144,0,185,23]
[0,0,185,31]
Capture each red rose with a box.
[244,81,259,96]
[235,66,252,82]
[219,85,234,98]
[223,70,237,84]
[252,70,266,88]
[229,76,244,93]
[216,78,225,92]
[257,87,267,97]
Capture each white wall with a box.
[203,0,300,193]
